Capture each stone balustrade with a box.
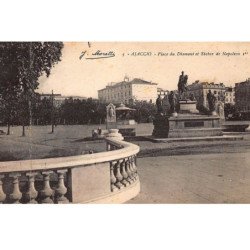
[0,136,140,204]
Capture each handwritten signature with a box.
[79,50,115,60]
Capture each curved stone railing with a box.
[0,135,140,204]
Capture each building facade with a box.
[186,81,226,108]
[157,87,169,98]
[40,94,87,107]
[235,78,250,112]
[98,77,158,104]
[224,87,235,105]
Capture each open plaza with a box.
[1,122,250,203]
[1,42,250,204]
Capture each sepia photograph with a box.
[1,1,250,249]
[0,42,250,204]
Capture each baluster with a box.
[131,157,137,181]
[106,142,111,151]
[55,170,69,204]
[129,157,136,181]
[132,156,138,180]
[114,160,124,189]
[125,158,134,184]
[110,161,118,192]
[40,171,54,204]
[120,159,129,187]
[24,172,38,204]
[9,173,22,204]
[0,174,6,204]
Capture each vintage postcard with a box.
[0,42,250,204]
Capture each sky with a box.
[38,42,250,98]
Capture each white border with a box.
[1,1,250,250]
[0,0,249,41]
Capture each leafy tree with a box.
[58,98,106,125]
[128,101,157,123]
[224,103,238,120]
[0,42,63,135]
[33,96,51,125]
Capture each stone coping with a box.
[144,135,243,143]
[169,128,222,131]
[169,115,220,121]
[0,138,140,174]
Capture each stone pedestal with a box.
[179,100,199,114]
[152,113,169,138]
[167,100,222,138]
[152,99,223,139]
[168,114,222,138]
[171,112,178,117]
[105,129,124,140]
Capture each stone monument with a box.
[207,90,217,115]
[106,103,117,129]
[105,103,124,140]
[178,71,188,98]
[216,98,225,121]
[156,94,163,113]
[168,91,178,117]
[177,71,199,115]
[162,93,170,115]
[152,95,169,138]
[152,71,223,139]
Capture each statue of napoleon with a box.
[178,71,188,99]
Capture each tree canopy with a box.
[0,42,63,134]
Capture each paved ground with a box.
[128,149,250,203]
[0,123,153,160]
[0,125,107,160]
[2,123,250,203]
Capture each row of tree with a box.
[36,97,107,125]
[0,93,158,132]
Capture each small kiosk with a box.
[92,103,137,139]
[116,104,136,125]
[116,104,137,136]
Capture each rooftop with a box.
[235,78,250,86]
[188,81,225,88]
[40,93,87,100]
[99,77,157,91]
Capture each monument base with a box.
[168,114,222,138]
[152,97,223,139]
[152,113,169,138]
[179,100,199,114]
